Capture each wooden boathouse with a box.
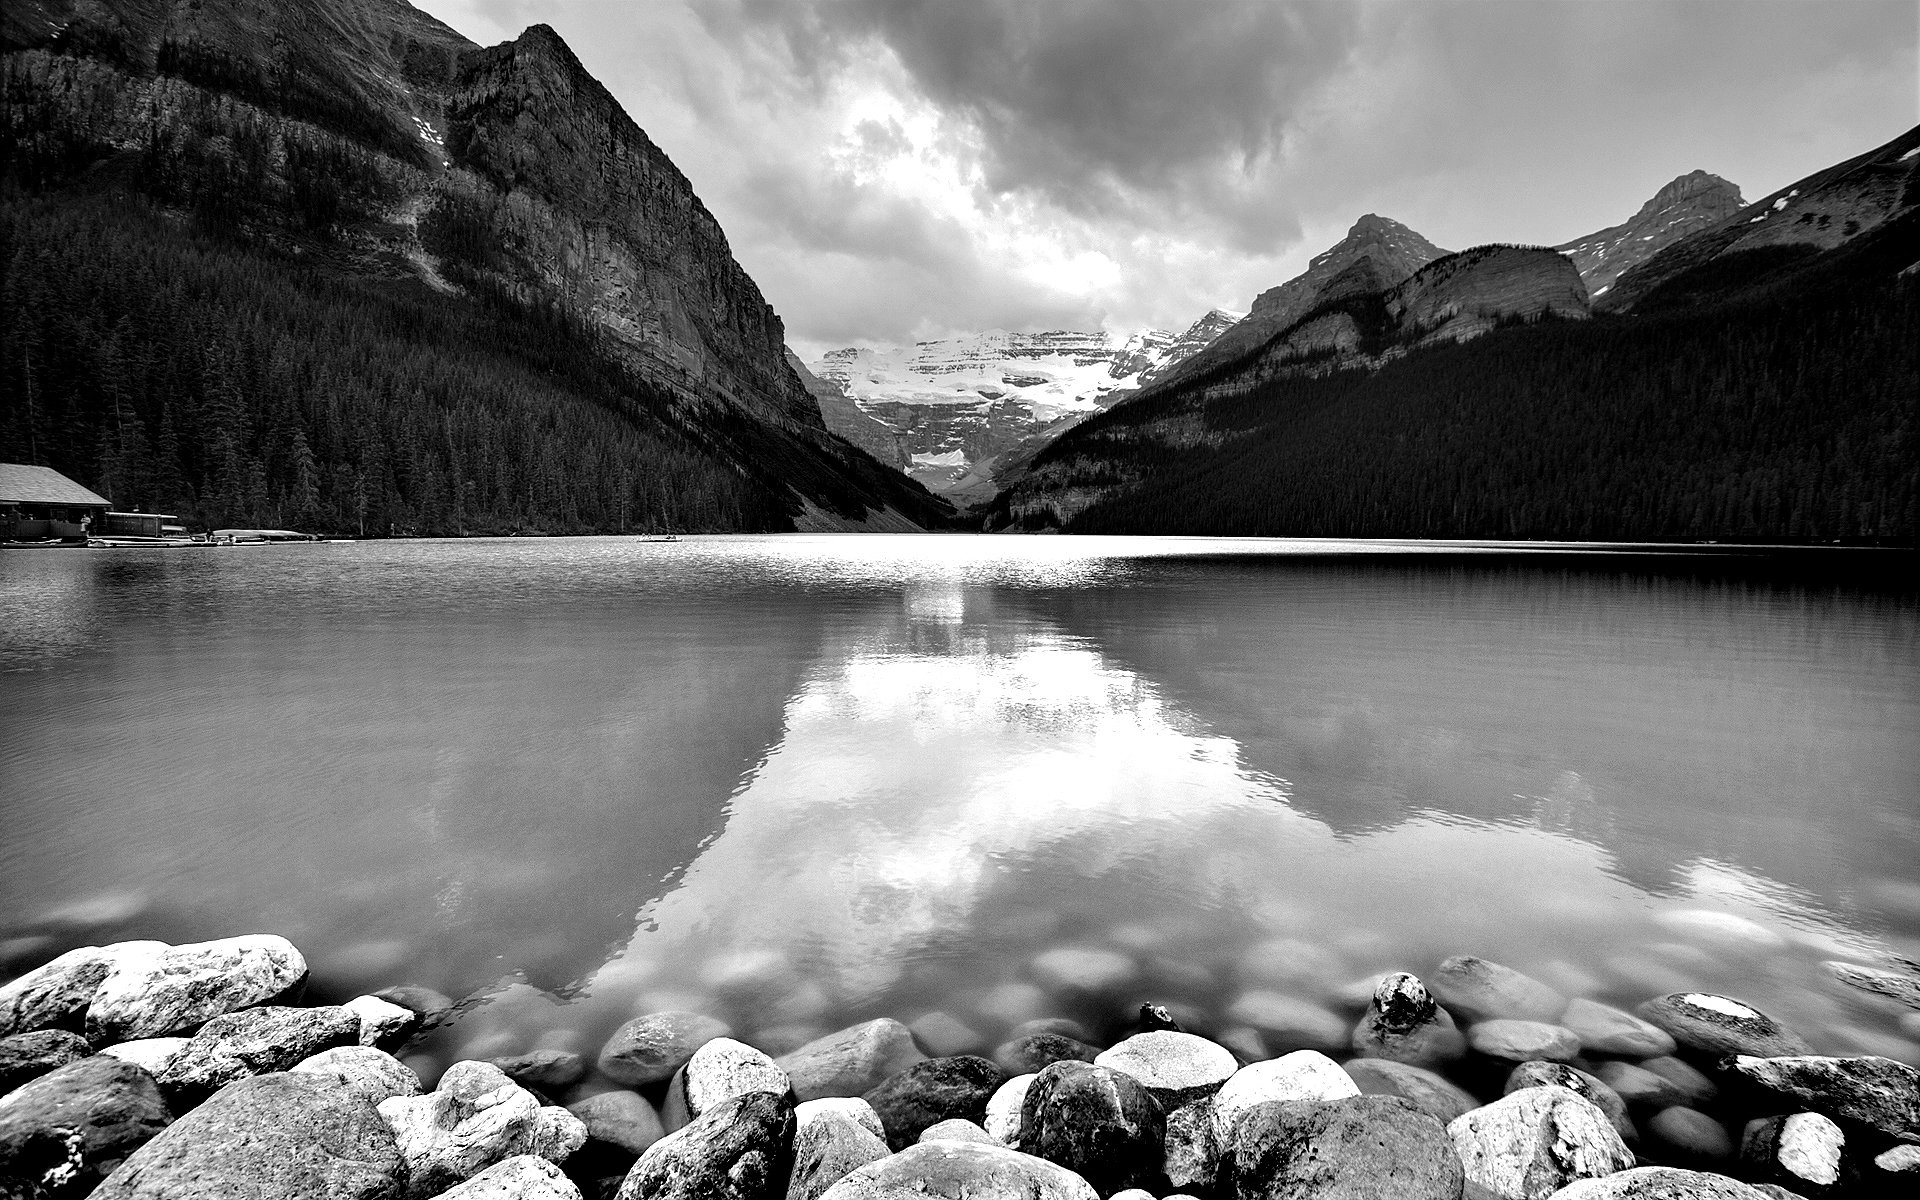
[0,463,111,543]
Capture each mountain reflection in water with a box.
[1,537,1915,1078]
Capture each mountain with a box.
[1,0,953,533]
[987,124,1919,542]
[809,314,1236,501]
[1556,171,1747,299]
[1135,214,1449,398]
[787,349,911,471]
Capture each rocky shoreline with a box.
[2,934,1918,1198]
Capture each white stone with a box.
[432,1154,582,1199]
[983,1073,1035,1146]
[1876,1142,1920,1172]
[1677,992,1760,1019]
[378,1060,587,1200]
[98,1036,190,1075]
[293,1045,422,1105]
[1095,1031,1238,1105]
[818,1140,1097,1200]
[85,935,308,1042]
[797,1096,885,1141]
[1777,1112,1844,1187]
[1030,946,1136,994]
[1447,1085,1633,1200]
[344,995,418,1046]
[1211,1050,1359,1142]
[1224,991,1348,1052]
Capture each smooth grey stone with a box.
[434,1155,581,1199]
[1029,946,1136,995]
[981,1074,1033,1147]
[1212,1050,1360,1143]
[1226,991,1350,1054]
[86,936,309,1044]
[1007,1017,1093,1043]
[371,985,455,1024]
[1820,960,1920,1010]
[1730,1053,1920,1142]
[617,1090,795,1200]
[1237,938,1344,989]
[490,1049,587,1091]
[861,1055,1004,1151]
[1350,972,1466,1067]
[1549,1165,1778,1199]
[1558,997,1676,1058]
[1637,993,1811,1059]
[777,1019,924,1101]
[291,1045,421,1106]
[788,1103,888,1200]
[816,1139,1097,1200]
[0,1032,91,1097]
[570,1089,665,1155]
[1019,1060,1163,1196]
[1428,957,1567,1024]
[378,1061,587,1199]
[90,1071,400,1200]
[96,1039,188,1077]
[1591,1060,1688,1110]
[599,1011,731,1087]
[1646,1105,1733,1165]
[1503,1061,1633,1143]
[917,1118,997,1144]
[344,996,422,1050]
[1233,1094,1465,1200]
[1741,1112,1847,1195]
[1345,1058,1479,1125]
[662,1038,790,1130]
[1446,1085,1632,1200]
[1094,1030,1238,1107]
[908,1011,984,1058]
[156,1005,360,1106]
[1638,1055,1719,1106]
[992,1033,1098,1078]
[0,1056,171,1199]
[1466,1018,1581,1063]
[795,1097,884,1141]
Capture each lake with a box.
[2,535,1917,1081]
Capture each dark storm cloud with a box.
[710,0,1366,214]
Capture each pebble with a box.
[433,1155,582,1199]
[992,1032,1099,1076]
[1233,1094,1465,1200]
[1344,1057,1480,1124]
[789,1099,889,1200]
[1029,946,1136,995]
[816,1139,1097,1200]
[86,935,310,1044]
[1466,1018,1581,1063]
[982,1073,1033,1146]
[1446,1085,1633,1200]
[777,1018,925,1101]
[1226,990,1350,1053]
[1093,1029,1238,1107]
[1741,1112,1846,1195]
[908,1010,985,1057]
[1646,1105,1733,1165]
[156,1004,362,1105]
[1558,996,1675,1057]
[1428,955,1567,1023]
[598,1010,731,1086]
[617,1090,795,1200]
[0,1030,91,1096]
[860,1054,1004,1150]
[1212,1049,1361,1143]
[1730,1053,1920,1142]
[1637,992,1811,1058]
[0,1055,172,1198]
[90,1071,401,1200]
[1019,1060,1164,1196]
[291,1044,423,1105]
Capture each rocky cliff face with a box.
[788,350,911,471]
[1556,171,1746,299]
[1141,214,1449,394]
[1389,245,1590,342]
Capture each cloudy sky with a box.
[412,0,1916,358]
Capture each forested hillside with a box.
[988,209,1917,543]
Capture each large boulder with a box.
[1636,994,1810,1059]
[155,1005,360,1105]
[1728,1054,1920,1142]
[85,936,309,1044]
[0,1056,170,1199]
[1345,1058,1479,1125]
[377,1060,587,1199]
[663,1038,790,1129]
[599,1012,731,1087]
[817,1139,1098,1200]
[1556,999,1675,1058]
[1350,972,1466,1067]
[1428,958,1566,1024]
[0,946,163,1038]
[1231,1095,1465,1200]
[1547,1165,1777,1198]
[788,1100,889,1200]
[1503,1062,1632,1144]
[1094,1032,1238,1108]
[862,1056,1004,1151]
[617,1090,795,1200]
[1019,1060,1164,1196]
[1740,1112,1848,1197]
[778,1020,925,1101]
[90,1071,403,1199]
[435,1154,582,1199]
[1445,1085,1632,1200]
[0,1032,91,1097]
[1212,1051,1360,1145]
[291,1046,423,1107]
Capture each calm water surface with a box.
[2,536,1917,1077]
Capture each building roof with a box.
[0,463,112,507]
